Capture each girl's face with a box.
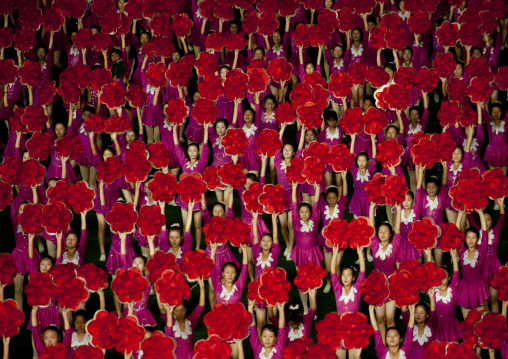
[466,231,478,248]
[409,109,420,123]
[22,151,30,162]
[40,259,53,273]
[453,64,463,78]
[402,194,414,210]
[367,21,376,32]
[172,51,181,63]
[264,98,276,112]
[65,233,78,249]
[402,49,412,61]
[491,107,502,121]
[351,29,361,42]
[326,192,338,207]
[299,206,311,222]
[111,52,121,63]
[212,204,225,218]
[261,329,276,348]
[324,0,333,9]
[327,118,338,129]
[378,224,391,242]
[452,148,463,163]
[18,203,26,215]
[272,31,281,45]
[472,49,482,58]
[144,182,151,197]
[216,122,227,136]
[82,111,92,122]
[74,315,86,334]
[169,230,182,248]
[384,67,394,79]
[282,144,294,159]
[260,235,273,251]
[485,213,493,231]
[222,266,237,283]
[487,35,494,47]
[363,100,374,111]
[220,68,229,80]
[188,145,199,160]
[173,305,187,320]
[117,0,126,11]
[385,329,402,348]
[37,48,47,60]
[333,46,343,59]
[357,155,368,169]
[140,33,150,46]
[305,63,315,75]
[415,306,429,324]
[91,28,99,35]
[244,110,254,124]
[399,1,405,10]
[254,49,264,60]
[43,329,59,347]
[426,182,438,197]
[126,131,136,144]
[55,123,66,139]
[341,268,355,286]
[132,257,145,272]
[193,92,201,102]
[386,127,398,140]
[229,23,239,34]
[305,131,316,143]
[103,149,114,161]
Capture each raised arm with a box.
[252,212,259,245]
[272,213,279,244]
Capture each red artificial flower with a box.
[336,312,375,349]
[458,22,481,47]
[124,84,146,108]
[139,331,176,359]
[202,166,223,191]
[408,11,431,34]
[57,81,81,104]
[144,62,166,88]
[74,346,105,359]
[0,156,22,186]
[227,33,247,51]
[176,172,208,203]
[198,75,224,101]
[474,312,508,349]
[408,217,440,251]
[0,253,17,286]
[90,68,114,91]
[0,299,24,338]
[461,308,486,349]
[454,177,490,212]
[258,184,287,214]
[432,52,456,78]
[346,216,375,249]
[46,180,70,208]
[96,157,124,184]
[0,182,13,211]
[495,66,508,91]
[347,62,368,86]
[0,59,19,85]
[328,143,355,172]
[21,159,46,187]
[297,103,323,131]
[414,66,439,93]
[290,83,313,107]
[85,310,121,349]
[204,303,253,343]
[103,114,130,134]
[164,98,189,125]
[468,77,493,103]
[20,105,46,132]
[303,141,330,163]
[194,51,220,78]
[180,250,214,281]
[338,7,356,32]
[339,108,363,135]
[92,32,112,52]
[374,84,390,110]
[457,105,477,128]
[446,77,468,103]
[14,28,36,52]
[191,98,218,125]
[56,277,89,310]
[247,278,264,303]
[420,262,447,292]
[433,132,456,161]
[247,67,270,94]
[274,102,297,125]
[437,101,461,127]
[217,162,247,189]
[466,57,493,81]
[242,11,259,34]
[365,173,387,205]
[76,263,108,292]
[214,0,234,20]
[323,218,349,250]
[224,69,248,101]
[294,262,326,293]
[317,9,339,33]
[205,33,227,52]
[258,267,291,305]
[258,12,279,36]
[115,315,146,354]
[194,335,232,359]
[286,157,306,184]
[292,23,310,47]
[234,0,254,10]
[137,205,166,236]
[308,24,329,47]
[41,202,73,234]
[301,156,325,184]
[366,65,390,88]
[147,172,177,203]
[24,272,56,307]
[491,266,508,302]
[100,82,127,109]
[241,181,264,213]
[204,217,228,245]
[123,157,152,183]
[312,84,330,109]
[154,269,191,306]
[437,223,464,252]
[92,0,115,16]
[315,313,343,350]
[42,8,65,32]
[385,83,412,110]
[267,58,293,84]
[115,13,131,37]
[171,13,192,37]
[37,80,56,105]
[146,142,171,169]
[247,59,267,71]
[304,72,328,89]
[53,0,88,19]
[362,107,388,135]
[223,217,251,247]
[436,21,459,47]
[370,26,387,50]
[56,134,83,161]
[388,269,420,307]
[0,28,14,49]
[145,251,178,284]
[112,267,149,304]
[385,26,408,51]
[328,72,352,98]
[7,108,27,134]
[376,138,404,168]
[482,168,508,199]
[106,202,138,234]
[394,67,415,86]
[221,128,248,156]
[356,0,376,14]
[360,270,390,306]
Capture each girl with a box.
[33,32,54,113]
[173,124,209,249]
[369,304,415,356]
[348,27,368,69]
[254,93,279,183]
[482,102,508,176]
[295,125,325,203]
[324,43,351,115]
[31,306,72,357]
[185,91,205,148]
[456,209,490,319]
[248,301,286,359]
[298,45,323,82]
[401,295,436,359]
[369,203,402,341]
[140,55,163,144]
[454,103,485,174]
[55,212,87,266]
[46,119,78,184]
[397,192,422,264]
[117,121,144,204]
[131,20,151,86]
[164,277,205,359]
[232,100,262,176]
[69,303,106,354]
[264,19,291,100]
[209,118,232,202]
[217,66,235,122]
[159,102,181,178]
[318,182,348,292]
[319,111,346,187]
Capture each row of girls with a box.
[1,0,508,358]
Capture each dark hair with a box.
[402,46,413,56]
[355,152,370,167]
[287,301,303,324]
[282,143,294,153]
[470,46,482,55]
[43,325,62,340]
[441,264,452,279]
[36,45,48,54]
[377,222,393,238]
[383,62,396,73]
[490,102,503,115]
[327,110,338,122]
[91,25,100,31]
[83,106,95,114]
[435,18,445,27]
[133,255,147,266]
[54,121,68,131]
[173,48,184,58]
[406,191,415,200]
[73,309,89,322]
[169,224,184,237]
[425,176,441,194]
[212,202,226,214]
[409,106,420,117]
[110,49,122,59]
[221,262,237,274]
[188,142,200,153]
[246,173,258,182]
[298,202,313,215]
[415,302,430,317]
[367,17,377,25]
[386,125,399,135]
[261,324,278,336]
[220,65,231,73]
[103,146,116,157]
[139,31,151,40]
[385,326,402,339]
[65,231,80,243]
[340,265,358,279]
[363,96,375,106]
[144,327,155,335]
[304,60,315,70]
[264,94,277,105]
[39,256,55,269]
[351,27,364,42]
[230,20,241,30]
[254,46,265,57]
[465,227,480,242]
[325,186,339,198]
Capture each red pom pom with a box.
[217,162,247,189]
[204,303,253,342]
[24,272,56,307]
[376,138,404,168]
[224,69,248,101]
[125,84,147,108]
[323,218,349,250]
[370,26,388,50]
[165,98,189,125]
[340,108,364,135]
[414,67,439,93]
[145,62,166,88]
[180,250,214,281]
[297,103,323,131]
[446,77,468,104]
[154,269,190,306]
[347,216,376,249]
[76,263,108,292]
[146,142,171,169]
[92,0,115,16]
[336,312,375,349]
[366,65,390,88]
[56,134,83,160]
[204,217,228,245]
[408,217,440,251]
[290,83,313,107]
[56,277,89,310]
[258,12,279,36]
[302,156,325,184]
[495,66,508,91]
[226,33,247,51]
[16,206,42,237]
[258,184,287,214]
[317,9,339,33]
[137,205,166,236]
[327,143,354,172]
[474,312,508,349]
[90,68,114,91]
[92,32,112,52]
[85,310,121,349]
[363,107,388,135]
[112,267,149,304]
[365,173,387,205]
[21,105,47,132]
[409,11,431,34]
[43,8,65,32]
[202,166,224,191]
[0,156,23,186]
[258,267,291,305]
[0,28,14,49]
[194,335,232,359]
[74,346,105,359]
[106,203,138,234]
[191,98,218,125]
[254,129,282,157]
[7,107,27,134]
[241,182,264,213]
[482,168,508,199]
[115,315,146,354]
[147,172,177,203]
[328,72,352,98]
[338,8,356,32]
[437,223,463,252]
[21,159,46,187]
[223,217,251,247]
[360,270,390,306]
[176,172,208,203]
[355,0,376,14]
[267,58,293,84]
[294,262,326,293]
[436,21,459,47]
[0,299,24,338]
[14,29,37,52]
[420,262,447,292]
[221,128,248,156]
[145,251,178,284]
[0,253,17,286]
[491,265,508,302]
[194,51,220,78]
[432,52,456,78]
[205,32,227,51]
[171,13,193,37]
[388,269,420,307]
[242,11,260,34]
[38,80,57,105]
[140,331,176,359]
[41,202,72,234]
[97,157,124,184]
[0,59,19,86]
[247,67,270,94]
[468,77,493,103]
[274,102,297,125]
[198,75,224,101]
[46,180,70,208]
[247,278,264,303]
[286,157,306,184]
[100,82,127,109]
[315,313,343,350]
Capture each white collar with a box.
[219,283,238,301]
[287,324,304,341]
[260,348,277,359]
[385,351,406,359]
[333,58,345,71]
[70,46,80,57]
[449,163,463,176]
[490,121,505,135]
[62,251,80,265]
[256,251,274,269]
[186,161,198,170]
[263,111,275,123]
[146,84,157,95]
[243,124,257,138]
[172,247,183,259]
[272,46,283,56]
[173,319,192,340]
[351,43,363,57]
[300,219,314,233]
[478,229,494,246]
[408,123,422,135]
[339,286,357,305]
[375,243,393,261]
[462,249,479,268]
[402,61,413,68]
[398,11,409,20]
[425,196,439,211]
[71,332,90,348]
[163,120,173,131]
[214,136,224,149]
[42,61,47,71]
[280,160,287,172]
[463,138,478,153]
[435,287,452,304]
[326,127,341,140]
[356,169,370,183]
[324,205,339,220]
[413,325,432,346]
[17,223,23,234]
[401,209,416,225]
[144,196,157,206]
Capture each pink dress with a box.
[290,201,323,267]
[402,109,428,169]
[273,151,293,211]
[92,154,121,215]
[482,110,508,168]
[374,327,412,359]
[165,305,204,359]
[402,311,436,359]
[122,278,156,326]
[317,197,347,252]
[159,231,192,268]
[318,126,345,172]
[370,234,401,277]
[71,109,100,167]
[349,159,377,217]
[106,233,136,275]
[252,242,281,279]
[10,214,40,275]
[433,271,463,342]
[238,179,271,244]
[415,186,448,226]
[234,113,262,171]
[331,271,365,314]
[56,229,87,267]
[445,152,471,211]
[255,104,279,132]
[249,327,285,359]
[46,128,79,183]
[140,67,164,127]
[209,131,231,167]
[210,264,248,304]
[454,126,485,174]
[397,207,423,262]
[157,117,179,169]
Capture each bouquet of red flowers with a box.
[294,262,326,293]
[76,263,108,292]
[308,24,329,47]
[255,129,282,157]
[360,270,390,306]
[459,22,481,47]
[0,28,13,49]
[38,80,57,105]
[447,77,468,103]
[457,105,477,129]
[362,107,388,135]
[411,136,441,168]
[46,180,70,208]
[194,335,232,359]
[242,182,264,213]
[473,312,508,349]
[316,313,343,350]
[21,105,47,132]
[71,28,92,50]
[104,114,131,134]
[146,251,178,284]
[336,312,375,350]
[466,56,492,81]
[347,62,368,86]
[365,173,387,205]
[495,66,508,91]
[366,65,390,88]
[106,203,138,234]
[91,0,115,16]
[202,166,224,191]
[433,132,456,162]
[328,72,352,98]
[388,269,420,307]
[204,217,228,246]
[147,172,177,203]
[137,205,166,236]
[48,263,77,288]
[97,157,124,184]
[297,103,323,131]
[323,218,349,250]
[223,217,251,247]
[204,303,253,342]
[26,132,54,162]
[171,13,193,37]
[303,141,330,162]
[125,84,147,108]
[247,67,270,94]
[258,184,287,214]
[191,98,218,125]
[150,14,172,37]
[165,98,189,125]
[258,12,279,36]
[311,84,330,109]
[292,23,310,47]
[56,277,89,310]
[226,33,247,51]
[90,68,114,91]
[21,159,45,187]
[139,331,176,359]
[274,102,297,124]
[258,267,291,305]
[112,267,149,303]
[116,316,147,354]
[56,135,83,160]
[180,250,214,281]
[482,168,508,199]
[198,75,224,101]
[0,299,24,338]
[145,62,166,88]
[24,272,56,307]
[176,173,208,203]
[146,142,171,169]
[206,33,227,52]
[194,51,220,78]
[242,11,259,34]
[85,310,121,349]
[414,67,439,93]
[317,9,339,33]
[14,29,36,52]
[328,144,355,172]
[437,223,463,252]
[305,72,327,89]
[267,58,293,84]
[0,59,18,85]
[247,279,264,304]
[408,217,440,251]
[154,269,190,306]
[286,157,306,184]
[41,202,72,234]
[432,52,456,78]
[43,7,65,32]
[436,21,459,47]
[0,156,22,187]
[0,182,13,211]
[223,69,248,101]
[339,108,363,135]
[376,138,404,168]
[302,156,325,184]
[290,84,313,107]
[217,162,247,189]
[370,26,388,50]
[100,83,127,109]
[420,262,447,292]
[338,7,356,32]
[468,77,493,103]
[221,128,248,156]
[0,253,17,286]
[346,216,375,249]
[74,346,105,359]
[92,32,112,52]
[7,108,27,134]
[491,266,508,301]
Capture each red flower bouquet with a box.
[76,263,108,292]
[370,26,388,50]
[194,335,232,359]
[311,84,330,109]
[255,129,282,157]
[466,56,491,81]
[90,68,114,91]
[323,218,349,250]
[366,65,390,88]
[137,205,166,237]
[214,0,234,20]
[56,135,83,160]
[247,279,264,304]
[14,29,36,52]
[205,33,227,52]
[41,202,72,234]
[24,272,56,307]
[223,217,251,247]
[305,72,327,89]
[407,11,431,34]
[317,9,339,33]
[385,83,412,110]
[347,216,376,249]
[365,173,387,205]
[100,82,127,109]
[315,313,343,350]
[461,308,486,348]
[242,182,264,213]
[154,269,190,306]
[292,24,310,47]
[437,223,464,252]
[385,27,408,51]
[495,66,508,91]
[447,77,468,103]
[0,299,24,338]
[360,270,390,306]
[308,24,329,47]
[91,0,114,16]
[468,77,493,103]
[38,80,56,105]
[339,108,363,135]
[242,11,259,34]
[394,67,415,87]
[104,114,131,134]
[106,202,138,234]
[376,138,404,168]
[362,107,388,135]
[21,105,47,132]
[96,157,124,184]
[147,142,171,169]
[226,33,247,51]
[337,312,375,349]
[388,269,420,307]
[194,51,220,78]
[267,58,293,84]
[414,67,439,93]
[0,28,13,49]
[202,166,224,191]
[420,262,447,292]
[21,159,45,187]
[224,69,248,101]
[455,177,490,212]
[85,310,121,349]
[303,141,330,163]
[0,59,18,85]
[165,98,189,125]
[482,168,508,199]
[198,75,224,101]
[294,262,326,293]
[191,98,218,125]
[347,62,368,86]
[217,162,247,189]
[138,332,176,359]
[338,7,356,32]
[258,184,287,214]
[145,62,166,88]
[491,266,508,301]
[171,13,193,37]
[0,253,17,286]
[234,0,254,10]
[278,0,300,17]
[221,128,248,155]
[7,108,27,134]
[286,157,306,184]
[146,251,178,284]
[328,144,355,172]
[258,12,279,36]
[436,21,459,47]
[458,22,481,47]
[148,172,177,203]
[204,303,253,342]
[125,84,147,108]
[411,137,440,168]
[42,8,65,32]
[474,312,508,349]
[112,267,149,303]
[56,277,89,310]
[274,102,297,124]
[91,32,112,52]
[297,103,323,131]
[302,156,326,184]
[258,267,291,305]
[247,67,270,94]
[180,250,214,281]
[0,182,13,211]
[433,132,456,161]
[176,172,208,203]
[46,180,70,208]
[0,156,22,186]
[116,315,146,354]
[204,217,228,245]
[290,83,313,107]
[74,346,105,359]
[432,52,456,78]
[48,263,77,288]
[408,217,440,251]
[328,72,352,98]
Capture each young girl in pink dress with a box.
[140,56,163,144]
[401,293,436,359]
[55,212,87,267]
[370,304,415,354]
[397,192,423,264]
[45,120,78,184]
[249,301,286,359]
[208,119,231,202]
[31,306,72,357]
[482,102,508,176]
[231,101,262,175]
[324,42,351,114]
[319,112,346,187]
[185,91,205,145]
[454,103,485,174]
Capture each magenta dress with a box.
[238,181,271,243]
[273,151,293,212]
[33,327,72,356]
[234,115,262,171]
[325,50,351,105]
[210,264,248,304]
[10,215,39,275]
[166,305,204,359]
[374,327,412,359]
[402,311,436,359]
[371,234,401,277]
[454,126,485,174]
[318,126,345,173]
[252,242,281,280]
[56,229,87,267]
[290,201,323,267]
[457,230,490,308]
[92,155,121,215]
[189,0,208,49]
[157,116,179,169]
[349,159,377,217]
[209,131,231,167]
[106,232,136,275]
[216,93,234,124]
[317,197,347,252]
[433,272,463,342]
[415,186,448,226]
[33,50,53,106]
[352,130,374,157]
[255,104,279,132]
[280,309,316,345]
[397,207,423,262]
[402,109,428,169]
[140,67,164,127]
[331,271,365,314]
[46,128,79,183]
[348,38,369,70]
[0,77,22,121]
[122,280,156,326]
[482,110,508,168]
[249,327,285,359]
[71,109,99,167]
[185,112,205,144]
[66,44,83,68]
[158,231,192,268]
[131,34,150,86]
[445,152,471,211]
